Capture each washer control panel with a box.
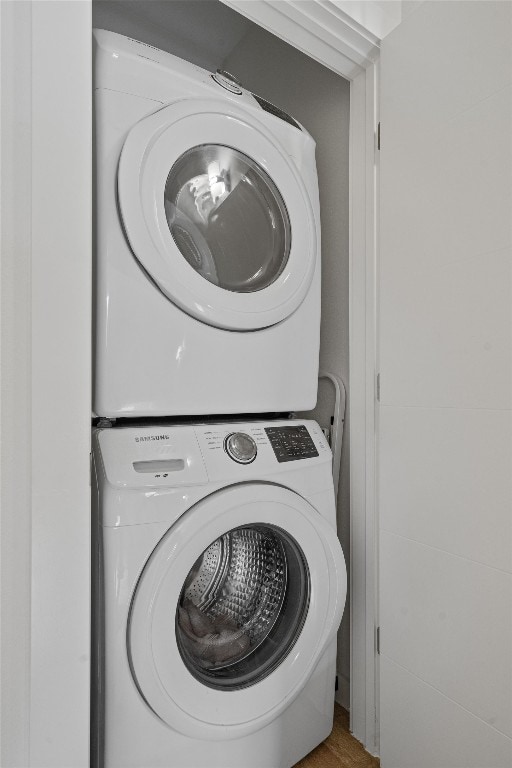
[194,420,329,482]
[265,425,319,463]
[224,432,257,464]
[96,420,330,489]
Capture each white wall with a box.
[1,2,92,766]
[333,0,402,38]
[1,2,33,763]
[223,29,351,707]
[379,1,512,765]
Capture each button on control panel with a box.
[265,425,319,463]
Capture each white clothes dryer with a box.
[91,419,346,768]
[93,29,322,418]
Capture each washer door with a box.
[118,99,317,330]
[128,484,346,740]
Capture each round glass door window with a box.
[164,145,291,292]
[176,524,309,690]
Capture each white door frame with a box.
[1,2,92,766]
[221,1,380,752]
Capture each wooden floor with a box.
[294,705,380,768]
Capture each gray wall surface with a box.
[92,0,250,71]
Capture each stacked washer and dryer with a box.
[91,29,347,768]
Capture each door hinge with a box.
[377,122,381,150]
[376,373,381,402]
[376,626,380,655]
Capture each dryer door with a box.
[117,99,317,330]
[128,483,346,740]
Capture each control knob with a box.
[224,432,257,464]
[211,69,243,94]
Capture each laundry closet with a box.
[3,2,510,767]
[92,0,352,715]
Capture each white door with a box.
[379,2,512,766]
[128,483,346,740]
[118,99,317,330]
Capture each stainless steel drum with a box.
[176,524,310,690]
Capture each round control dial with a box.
[211,70,243,95]
[224,432,257,464]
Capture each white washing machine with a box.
[93,29,322,418]
[91,419,346,768]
